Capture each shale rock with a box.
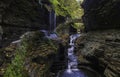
[82,0,120,31]
[77,29,120,77]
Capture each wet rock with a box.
[0,0,51,47]
[0,15,2,23]
[22,31,58,77]
[0,31,58,77]
[2,26,30,47]
[0,26,3,47]
[0,54,4,66]
[77,29,120,77]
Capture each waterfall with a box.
[39,0,43,8]
[58,33,86,77]
[54,12,56,32]
[49,10,56,32]
[38,0,56,32]
[40,10,57,40]
[49,10,52,32]
[67,34,80,72]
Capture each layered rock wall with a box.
[82,0,120,31]
[0,0,49,47]
[77,29,120,77]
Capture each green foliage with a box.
[4,42,28,77]
[23,32,58,77]
[50,0,84,30]
[73,23,84,30]
[3,31,58,77]
[50,0,84,19]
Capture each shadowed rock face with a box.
[0,0,49,28]
[0,0,50,47]
[76,29,120,77]
[82,0,120,31]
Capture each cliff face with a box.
[77,30,120,77]
[82,0,120,31]
[0,0,49,28]
[76,0,120,77]
[0,31,58,77]
[0,0,50,47]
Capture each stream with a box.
[57,34,87,77]
[38,1,102,76]
[56,34,102,77]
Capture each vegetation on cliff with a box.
[4,42,28,77]
[50,0,84,30]
[3,31,58,77]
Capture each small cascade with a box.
[58,34,87,77]
[67,34,80,72]
[53,11,56,32]
[39,0,43,7]
[40,30,58,39]
[38,0,56,32]
[49,10,56,32]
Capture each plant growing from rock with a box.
[50,0,84,30]
[4,41,28,77]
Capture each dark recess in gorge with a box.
[82,0,120,31]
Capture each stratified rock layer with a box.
[77,29,120,77]
[0,0,50,47]
[82,0,120,31]
[0,0,49,28]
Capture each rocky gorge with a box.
[0,0,120,77]
[76,29,120,77]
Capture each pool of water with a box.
[57,67,101,77]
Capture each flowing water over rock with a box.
[58,34,88,77]
[49,10,56,32]
[40,30,58,40]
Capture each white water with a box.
[49,10,56,32]
[40,30,58,39]
[59,34,87,77]
[67,34,80,72]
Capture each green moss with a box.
[50,0,84,18]
[4,42,28,77]
[4,31,58,77]
[23,31,58,77]
[73,23,85,31]
[50,0,84,30]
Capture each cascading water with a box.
[54,11,56,32]
[39,0,56,32]
[39,0,57,39]
[67,34,80,72]
[39,0,43,7]
[49,10,56,32]
[58,33,87,77]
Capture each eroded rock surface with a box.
[77,29,120,77]
[0,0,50,47]
[82,0,120,31]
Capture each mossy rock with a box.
[3,31,58,77]
[22,31,58,77]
